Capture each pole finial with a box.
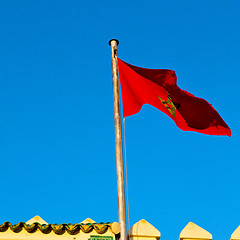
[109,39,119,46]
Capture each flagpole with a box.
[109,39,127,240]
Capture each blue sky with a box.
[0,0,239,240]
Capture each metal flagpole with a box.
[109,39,127,240]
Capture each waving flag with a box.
[117,58,231,136]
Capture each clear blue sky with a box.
[0,1,239,240]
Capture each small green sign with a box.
[89,236,113,240]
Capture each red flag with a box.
[117,58,231,136]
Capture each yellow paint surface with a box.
[179,222,212,240]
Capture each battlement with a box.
[0,216,239,240]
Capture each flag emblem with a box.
[158,92,176,117]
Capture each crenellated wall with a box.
[0,216,239,240]
[128,219,240,240]
[0,216,120,240]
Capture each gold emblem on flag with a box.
[158,92,176,117]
